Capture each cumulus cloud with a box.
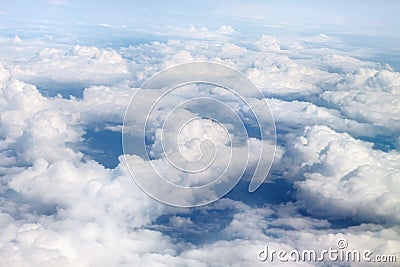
[0,38,130,92]
[320,68,400,133]
[285,125,400,223]
[25,45,128,84]
[0,27,399,266]
[254,35,281,52]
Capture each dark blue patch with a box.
[37,83,85,99]
[244,122,262,139]
[225,179,295,206]
[82,128,122,168]
[358,135,397,152]
[297,209,361,229]
[149,179,295,246]
[151,207,235,246]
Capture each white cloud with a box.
[254,35,281,52]
[321,68,400,132]
[215,25,235,35]
[0,29,398,266]
[160,25,237,41]
[0,38,130,90]
[287,125,400,223]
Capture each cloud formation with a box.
[0,27,398,266]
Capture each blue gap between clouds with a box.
[37,83,85,99]
[82,127,122,169]
[151,178,296,246]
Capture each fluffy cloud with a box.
[321,68,400,132]
[0,28,398,266]
[286,125,400,223]
[0,38,130,92]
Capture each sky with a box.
[0,1,399,266]
[1,0,400,35]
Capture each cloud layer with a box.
[0,27,399,266]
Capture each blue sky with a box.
[1,0,400,35]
